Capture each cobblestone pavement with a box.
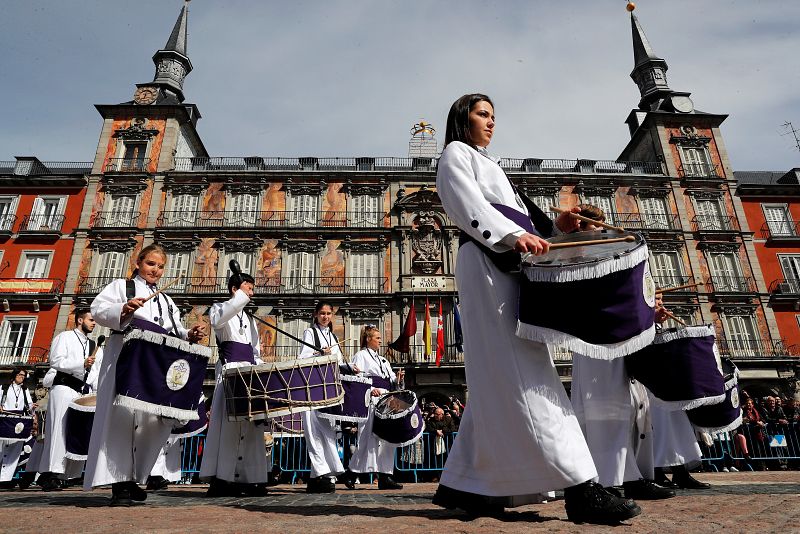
[2,472,799,533]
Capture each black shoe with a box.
[0,480,17,490]
[673,473,711,490]
[653,468,679,489]
[146,476,169,491]
[377,474,403,490]
[432,484,506,517]
[18,472,35,491]
[623,479,676,500]
[110,483,133,507]
[239,483,268,497]
[126,481,147,502]
[564,481,642,525]
[343,471,356,490]
[39,474,63,492]
[206,478,240,497]
[306,476,335,494]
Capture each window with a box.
[639,197,670,229]
[708,252,746,292]
[94,251,127,281]
[165,194,200,227]
[763,204,794,237]
[349,195,381,227]
[414,302,441,363]
[663,311,694,329]
[106,194,137,227]
[18,252,52,278]
[347,318,380,357]
[0,196,19,231]
[0,317,37,362]
[122,141,148,171]
[279,317,307,360]
[778,254,800,283]
[283,251,315,293]
[28,196,66,231]
[221,251,255,290]
[721,314,760,357]
[694,198,727,231]
[288,194,319,227]
[348,252,380,292]
[582,195,616,225]
[679,146,713,177]
[530,194,557,220]
[226,193,259,226]
[649,251,684,288]
[165,251,192,291]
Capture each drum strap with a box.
[311,327,338,352]
[121,279,179,338]
[53,371,83,394]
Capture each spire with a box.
[629,12,671,110]
[150,2,193,103]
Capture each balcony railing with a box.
[759,220,800,241]
[0,278,63,295]
[104,158,151,173]
[0,214,17,232]
[652,275,693,292]
[157,210,387,229]
[616,212,681,231]
[768,278,800,297]
[172,157,665,176]
[0,161,92,175]
[0,346,49,366]
[679,163,720,179]
[18,214,65,233]
[717,338,789,359]
[706,276,756,294]
[691,215,739,233]
[92,211,141,228]
[387,345,465,365]
[76,276,387,295]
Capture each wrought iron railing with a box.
[0,161,92,175]
[18,214,65,233]
[104,158,151,173]
[652,275,693,291]
[0,346,49,366]
[679,163,721,179]
[760,220,800,240]
[0,278,63,295]
[768,278,800,296]
[691,215,739,232]
[387,344,465,365]
[156,210,387,229]
[0,214,16,232]
[716,338,789,359]
[706,276,756,294]
[92,211,141,228]
[616,212,681,231]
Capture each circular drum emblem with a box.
[14,422,24,435]
[24,444,32,454]
[166,359,191,391]
[410,413,420,429]
[642,263,656,308]
[364,389,372,408]
[730,387,740,409]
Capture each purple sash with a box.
[218,341,256,365]
[371,376,394,392]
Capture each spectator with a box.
[426,408,457,482]
[783,398,798,422]
[762,397,788,426]
[733,398,767,470]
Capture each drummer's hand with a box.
[31,403,38,410]
[555,206,582,234]
[396,369,405,381]
[351,364,361,373]
[514,233,550,256]
[84,356,95,369]
[654,306,670,325]
[121,297,146,319]
[321,346,332,355]
[188,324,207,343]
[371,389,382,397]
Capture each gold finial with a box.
[411,120,436,137]
[626,1,636,12]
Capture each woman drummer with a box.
[86,244,206,506]
[433,93,640,523]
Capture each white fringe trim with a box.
[123,328,212,359]
[516,322,655,360]
[316,412,369,423]
[67,401,96,413]
[64,452,88,461]
[691,414,743,436]
[0,436,28,444]
[650,393,727,411]
[113,394,200,421]
[341,374,373,385]
[523,243,648,283]
[724,374,738,390]
[654,324,716,344]
[378,422,426,447]
[171,424,208,439]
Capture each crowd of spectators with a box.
[731,391,798,471]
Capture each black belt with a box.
[53,371,83,393]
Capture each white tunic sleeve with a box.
[436,141,526,252]
[49,331,85,379]
[90,279,127,331]
[298,328,318,359]
[209,290,250,329]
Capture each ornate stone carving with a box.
[522,185,560,197]
[687,189,724,199]
[113,118,159,141]
[166,184,206,196]
[669,125,712,148]
[342,179,387,196]
[699,242,740,252]
[217,240,262,252]
[411,211,443,275]
[630,185,671,198]
[343,240,385,253]
[157,240,196,252]
[715,304,757,315]
[574,183,617,197]
[285,183,324,196]
[224,182,263,195]
[91,239,136,253]
[394,187,441,213]
[101,182,146,194]
[282,240,325,253]
[648,241,684,252]
[348,309,384,320]
[281,309,313,321]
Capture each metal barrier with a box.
[395,431,458,482]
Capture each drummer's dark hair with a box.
[360,325,380,349]
[576,203,606,223]
[228,272,255,292]
[74,308,91,321]
[444,93,494,148]
[313,300,335,327]
[11,367,27,381]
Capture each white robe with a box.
[348,348,397,475]
[84,276,190,489]
[200,290,269,484]
[300,325,345,479]
[150,437,183,483]
[0,384,33,481]
[650,395,702,468]
[40,329,93,478]
[436,141,597,497]
[571,355,654,486]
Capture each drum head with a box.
[376,390,417,417]
[526,230,643,267]
[75,395,97,408]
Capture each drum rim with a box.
[222,353,341,376]
[374,390,419,420]
[523,237,648,283]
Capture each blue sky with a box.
[1,1,798,170]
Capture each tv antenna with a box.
[781,121,800,153]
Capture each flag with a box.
[389,300,417,353]
[436,298,445,367]
[423,297,431,359]
[453,298,464,352]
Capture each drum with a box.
[517,230,655,359]
[0,411,33,443]
[114,329,210,421]
[34,407,46,442]
[626,325,727,410]
[17,436,36,467]
[64,394,96,461]
[171,394,208,439]
[687,358,742,435]
[222,354,344,421]
[317,374,373,423]
[372,390,425,446]
[270,412,304,436]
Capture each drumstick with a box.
[547,235,635,250]
[313,338,351,355]
[549,206,625,233]
[141,275,183,303]
[661,309,687,326]
[656,281,704,293]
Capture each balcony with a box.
[17,214,65,236]
[691,215,740,234]
[678,163,721,180]
[616,212,681,232]
[104,158,151,173]
[706,276,756,295]
[0,346,49,366]
[0,214,16,235]
[92,211,141,229]
[388,345,465,366]
[768,278,800,304]
[652,275,693,292]
[717,338,790,360]
[759,221,800,243]
[0,278,64,300]
[156,210,387,230]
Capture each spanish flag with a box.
[423,297,431,359]
[436,298,445,367]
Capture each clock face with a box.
[133,86,158,105]
[671,95,694,113]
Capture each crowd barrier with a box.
[700,422,800,472]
